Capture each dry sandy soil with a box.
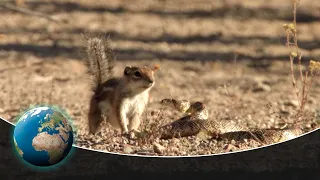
[0,0,319,156]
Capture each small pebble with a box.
[123,145,134,154]
[282,100,299,107]
[153,143,166,154]
[252,82,271,92]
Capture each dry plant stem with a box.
[292,1,304,83]
[40,84,44,104]
[291,0,302,109]
[0,3,63,23]
[300,72,308,111]
[286,0,313,114]
[293,0,311,114]
[285,0,316,117]
[289,55,301,109]
[48,79,55,105]
[8,76,13,108]
[302,71,314,111]
[233,52,238,76]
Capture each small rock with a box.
[122,138,129,144]
[129,131,136,139]
[153,143,166,154]
[180,151,187,156]
[129,140,136,145]
[252,82,271,92]
[172,138,180,144]
[269,118,275,123]
[311,122,320,129]
[283,100,299,108]
[306,123,312,128]
[32,75,54,82]
[223,144,236,152]
[123,145,134,154]
[136,150,157,156]
[150,110,157,116]
[171,147,180,153]
[34,67,42,73]
[308,97,316,104]
[279,105,290,115]
[54,76,70,82]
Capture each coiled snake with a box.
[156,98,304,144]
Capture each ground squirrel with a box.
[84,35,156,136]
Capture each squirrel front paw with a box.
[130,129,142,139]
[121,130,140,139]
[121,132,134,140]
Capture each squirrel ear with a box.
[124,66,131,76]
[153,64,160,72]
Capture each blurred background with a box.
[0,0,319,154]
[1,0,319,63]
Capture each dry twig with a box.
[283,0,315,115]
[0,3,67,23]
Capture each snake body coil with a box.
[158,98,303,143]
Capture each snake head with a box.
[160,98,190,113]
[186,102,206,114]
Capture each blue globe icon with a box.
[13,106,74,167]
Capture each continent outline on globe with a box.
[13,105,74,167]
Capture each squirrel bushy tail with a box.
[84,35,115,134]
[84,35,115,94]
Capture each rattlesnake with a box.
[156,98,304,144]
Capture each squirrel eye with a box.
[134,71,142,78]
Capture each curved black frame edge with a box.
[0,117,319,179]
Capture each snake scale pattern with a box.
[156,98,304,144]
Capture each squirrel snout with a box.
[146,78,154,88]
[145,75,154,84]
[148,79,154,84]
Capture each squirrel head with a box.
[123,66,155,92]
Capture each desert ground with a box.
[0,0,319,156]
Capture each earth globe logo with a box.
[13,105,74,167]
